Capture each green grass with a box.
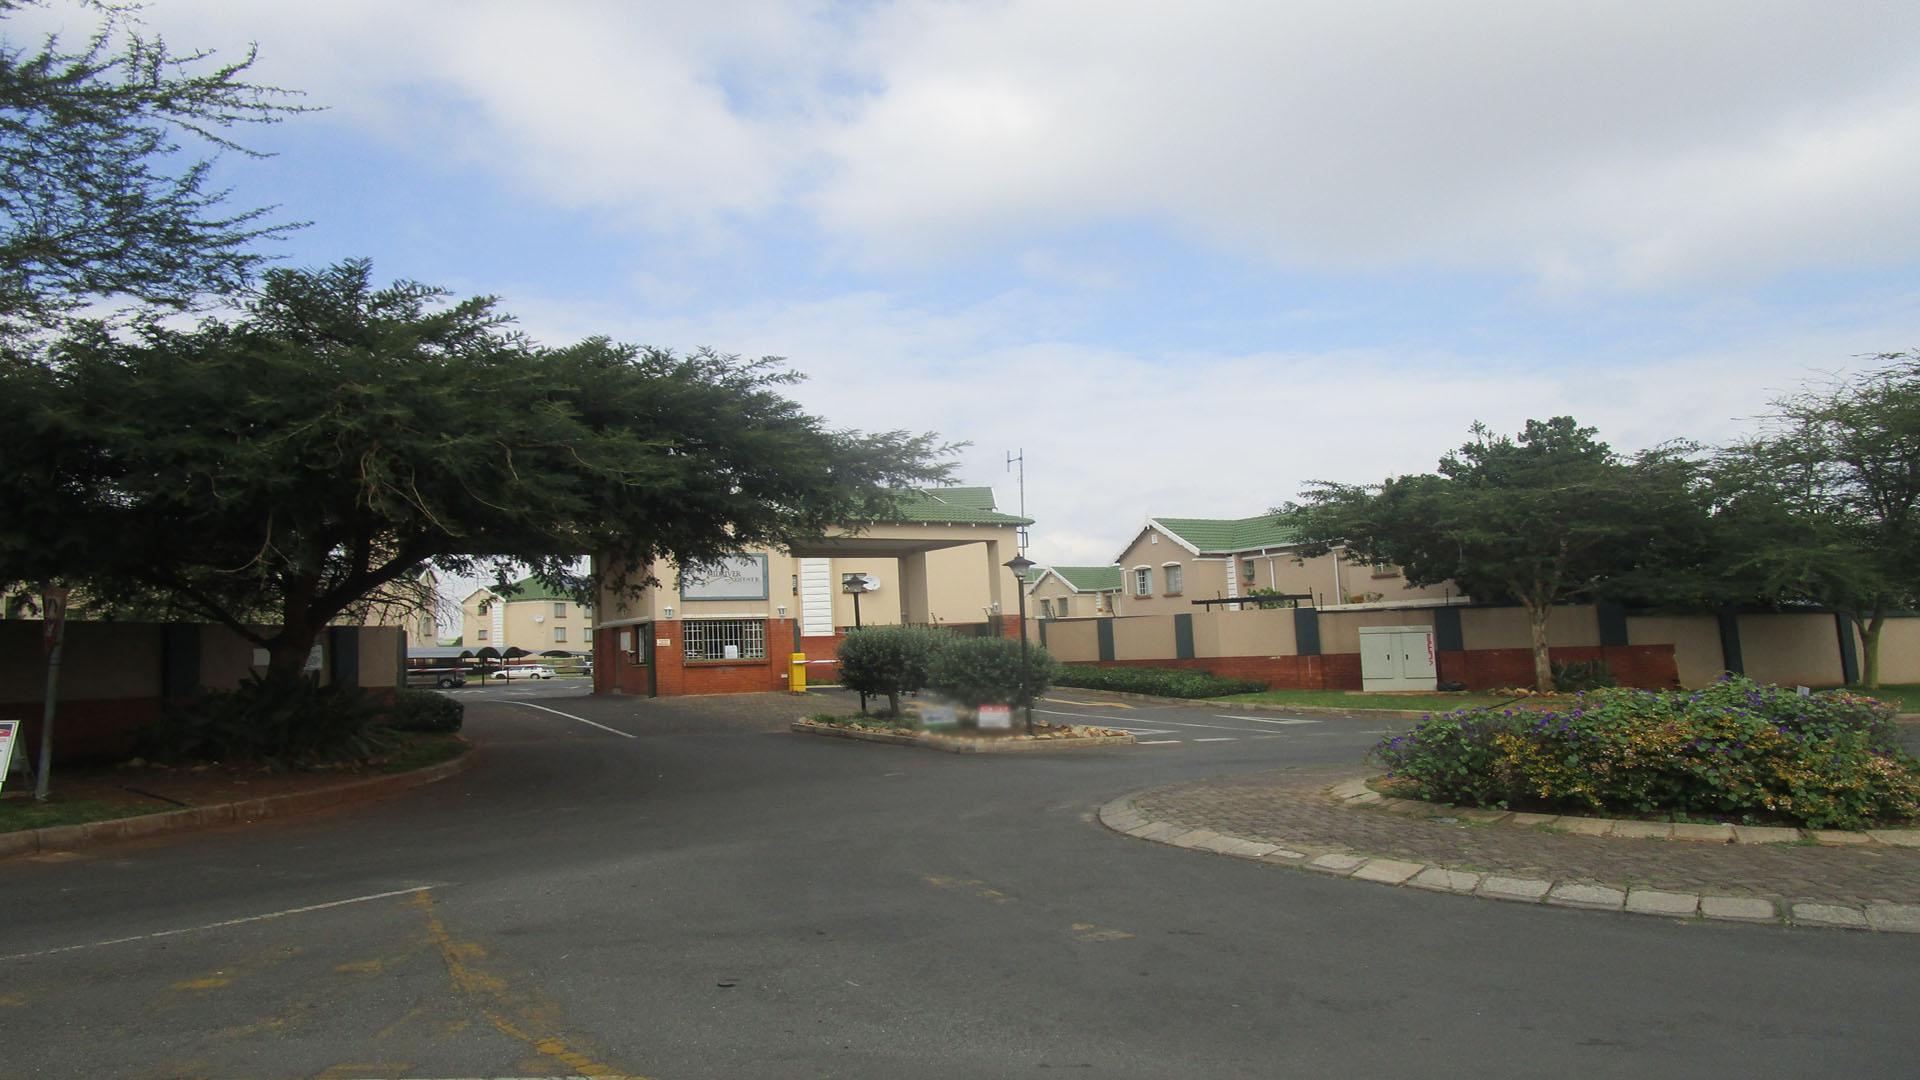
[1850,684,1920,713]
[372,731,471,773]
[1214,689,1535,712]
[0,797,166,833]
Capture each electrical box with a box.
[1359,625,1437,692]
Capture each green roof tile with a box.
[1153,514,1299,553]
[493,576,578,602]
[867,486,1032,526]
[1050,565,1123,592]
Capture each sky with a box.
[17,1,1920,568]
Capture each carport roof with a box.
[861,486,1031,527]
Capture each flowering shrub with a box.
[1373,675,1920,829]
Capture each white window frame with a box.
[1162,562,1184,596]
[1132,566,1153,597]
[554,602,568,618]
[553,626,567,643]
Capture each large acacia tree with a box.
[1,0,305,331]
[0,260,954,684]
[1283,417,1711,692]
[1711,355,1920,687]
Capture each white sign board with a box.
[977,704,1012,730]
[0,720,18,793]
[681,555,769,600]
[919,703,959,728]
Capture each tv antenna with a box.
[1007,449,1029,552]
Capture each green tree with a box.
[835,625,949,716]
[1284,417,1710,692]
[1711,355,1920,687]
[0,260,954,688]
[1,0,305,330]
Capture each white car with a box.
[493,665,556,680]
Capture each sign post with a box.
[35,586,70,802]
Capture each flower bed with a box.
[793,714,1134,753]
[1373,676,1920,829]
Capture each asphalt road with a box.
[2,686,1915,1079]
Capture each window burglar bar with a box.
[683,618,766,661]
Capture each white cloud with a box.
[114,0,1920,291]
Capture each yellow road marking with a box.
[170,977,231,991]
[409,890,645,1079]
[1070,922,1135,942]
[1044,696,1132,709]
[0,993,24,1006]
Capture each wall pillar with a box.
[899,551,933,625]
[982,539,1005,621]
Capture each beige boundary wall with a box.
[1040,603,1920,691]
[0,621,403,762]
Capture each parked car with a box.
[494,665,556,680]
[405,667,466,689]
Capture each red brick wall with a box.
[1437,645,1678,690]
[1065,643,1677,693]
[651,619,797,696]
[2,698,164,764]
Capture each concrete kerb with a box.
[1048,688,1434,720]
[790,719,1136,753]
[2,745,477,861]
[1096,783,1919,934]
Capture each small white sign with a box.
[656,638,671,648]
[920,703,959,728]
[1796,685,1813,698]
[977,704,1012,730]
[0,719,19,793]
[304,644,324,672]
[252,648,270,667]
[618,630,632,652]
[723,644,740,660]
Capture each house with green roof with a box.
[461,576,594,654]
[1027,566,1123,619]
[1110,514,1459,617]
[591,486,1034,696]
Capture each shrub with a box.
[1374,675,1920,828]
[387,688,464,733]
[1052,665,1266,699]
[139,675,393,767]
[927,636,1059,713]
[1550,658,1617,692]
[836,626,952,715]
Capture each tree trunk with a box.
[1861,604,1887,689]
[264,627,320,688]
[1527,602,1554,693]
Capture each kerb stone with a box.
[1863,903,1920,934]
[1625,889,1700,917]
[1701,896,1777,922]
[1307,853,1365,876]
[1546,882,1625,911]
[1409,867,1481,894]
[1477,876,1552,903]
[1791,902,1869,929]
[1350,858,1425,885]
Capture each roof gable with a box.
[1049,565,1123,592]
[1151,514,1299,553]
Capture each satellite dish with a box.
[861,575,882,592]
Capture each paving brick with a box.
[1307,853,1365,875]
[1669,823,1734,843]
[1477,875,1552,902]
[1546,882,1625,911]
[1810,831,1873,846]
[1733,825,1803,844]
[1351,858,1425,885]
[1553,817,1614,837]
[1701,895,1777,922]
[1791,902,1869,929]
[1625,888,1700,917]
[1867,829,1920,848]
[1608,821,1673,840]
[1409,867,1481,894]
[1863,902,1920,933]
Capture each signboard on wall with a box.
[680,554,769,601]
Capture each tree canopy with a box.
[1710,354,1920,686]
[0,260,955,681]
[0,0,304,331]
[1283,417,1710,691]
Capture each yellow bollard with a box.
[789,651,808,693]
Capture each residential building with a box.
[461,577,594,653]
[1111,514,1461,618]
[592,487,1031,696]
[354,567,443,645]
[1028,565,1123,619]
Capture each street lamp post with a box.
[1003,554,1035,734]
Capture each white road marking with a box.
[1135,740,1182,746]
[1033,709,1270,735]
[1217,715,1322,725]
[503,700,637,738]
[1193,737,1237,742]
[1,885,443,962]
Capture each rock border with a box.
[791,719,1135,754]
[0,744,477,861]
[1097,786,1920,933]
[1334,777,1920,848]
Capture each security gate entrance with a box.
[1359,625,1437,692]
